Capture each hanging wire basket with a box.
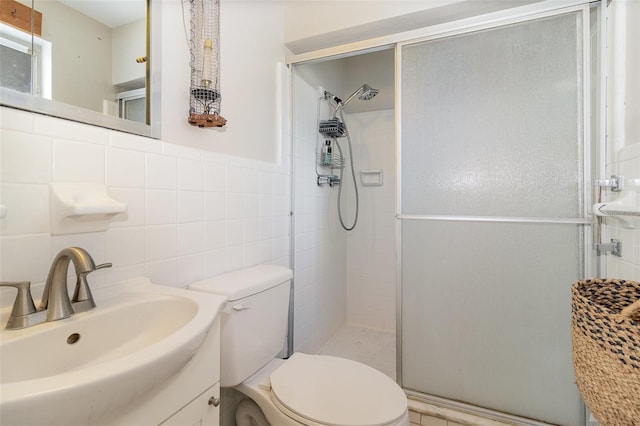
[187,0,226,127]
[316,152,345,170]
[318,118,346,138]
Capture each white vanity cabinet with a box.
[202,384,222,425]
[103,318,222,426]
[161,383,221,426]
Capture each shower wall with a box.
[292,64,348,354]
[344,109,396,331]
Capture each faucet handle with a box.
[0,281,37,329]
[95,263,113,271]
[71,262,112,312]
[0,281,36,316]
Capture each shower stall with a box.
[290,2,602,425]
[291,49,397,355]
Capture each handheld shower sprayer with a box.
[323,90,342,116]
[318,83,380,231]
[324,90,342,105]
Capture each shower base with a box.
[318,326,522,426]
[317,325,396,380]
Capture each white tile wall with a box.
[34,115,110,145]
[178,191,204,223]
[146,154,177,190]
[53,138,105,183]
[292,73,347,354]
[146,190,178,225]
[110,188,145,227]
[0,129,51,183]
[0,107,291,304]
[343,108,397,332]
[604,0,640,282]
[0,183,49,235]
[604,142,640,281]
[107,147,146,188]
[178,159,204,191]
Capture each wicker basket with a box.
[571,279,640,425]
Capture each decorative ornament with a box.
[187,0,226,127]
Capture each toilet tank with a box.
[189,264,292,387]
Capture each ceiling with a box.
[58,0,145,28]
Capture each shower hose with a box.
[335,108,359,231]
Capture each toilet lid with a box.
[269,353,407,426]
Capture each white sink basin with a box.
[0,277,227,425]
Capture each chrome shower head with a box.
[342,83,379,107]
[357,84,379,101]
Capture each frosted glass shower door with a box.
[399,10,591,426]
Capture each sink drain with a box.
[67,333,81,344]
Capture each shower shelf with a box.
[316,152,344,187]
[316,153,345,170]
[319,118,346,138]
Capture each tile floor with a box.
[318,325,397,380]
[318,325,515,426]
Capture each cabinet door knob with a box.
[208,396,220,407]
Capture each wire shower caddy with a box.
[316,104,347,186]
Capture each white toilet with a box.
[189,264,409,426]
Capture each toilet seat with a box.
[269,353,407,426]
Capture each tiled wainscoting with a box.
[0,107,291,297]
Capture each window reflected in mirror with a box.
[0,0,148,125]
[0,39,37,94]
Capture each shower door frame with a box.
[394,3,603,425]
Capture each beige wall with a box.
[33,0,115,113]
[112,19,146,88]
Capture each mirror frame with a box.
[0,0,161,139]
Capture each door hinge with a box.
[594,239,622,257]
[593,175,623,192]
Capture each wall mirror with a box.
[0,0,160,138]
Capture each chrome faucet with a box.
[1,247,111,329]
